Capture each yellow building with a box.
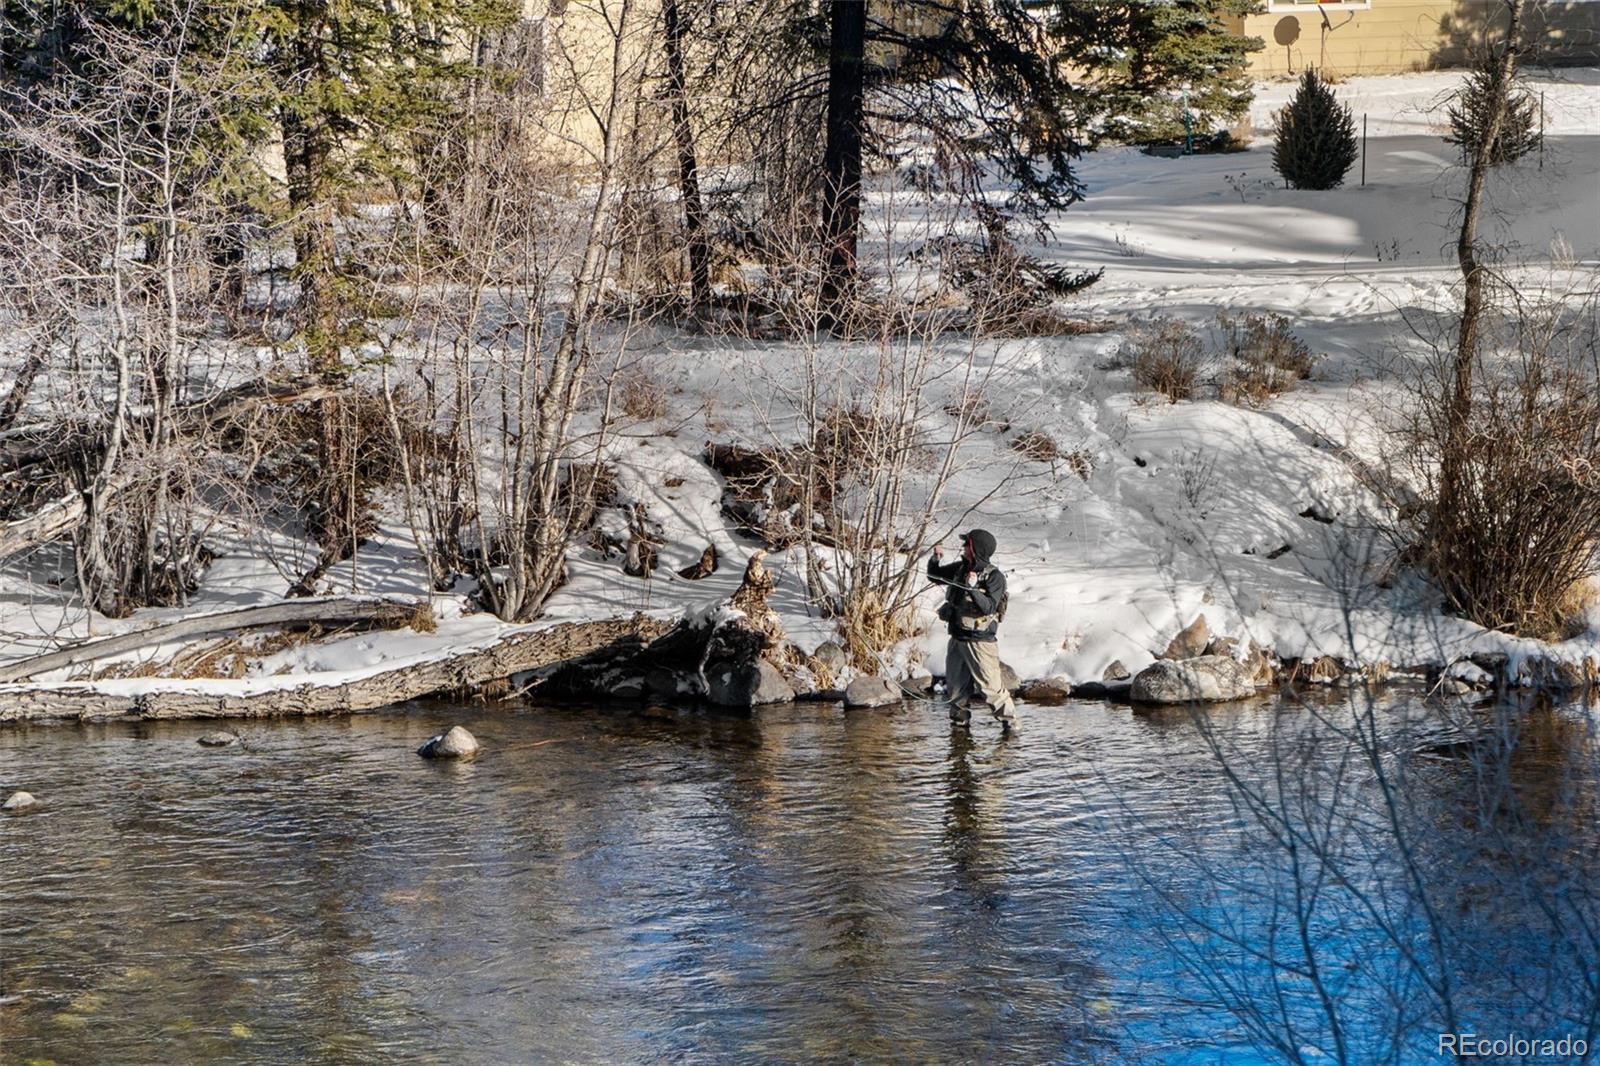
[1240,0,1600,76]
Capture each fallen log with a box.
[0,614,673,722]
[0,490,84,559]
[0,597,430,683]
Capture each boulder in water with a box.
[197,731,239,747]
[706,660,794,708]
[3,790,38,811]
[1130,656,1257,704]
[417,725,481,759]
[843,676,900,708]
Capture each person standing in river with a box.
[928,529,1016,731]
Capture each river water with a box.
[2,692,1597,1064]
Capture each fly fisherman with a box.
[928,529,1016,731]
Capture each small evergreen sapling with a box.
[1444,56,1542,165]
[1272,69,1358,190]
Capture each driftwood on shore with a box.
[0,598,430,683]
[0,615,672,723]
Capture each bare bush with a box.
[1397,288,1600,638]
[376,0,657,621]
[1126,320,1205,402]
[1219,312,1318,406]
[1009,430,1061,463]
[0,5,270,615]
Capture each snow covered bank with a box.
[3,70,1599,706]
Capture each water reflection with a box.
[0,693,1595,1063]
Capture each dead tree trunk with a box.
[0,615,673,721]
[0,597,428,682]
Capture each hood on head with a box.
[962,529,997,567]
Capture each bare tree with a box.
[0,2,269,616]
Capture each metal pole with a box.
[1361,113,1367,186]
[1183,86,1193,156]
[1539,91,1545,170]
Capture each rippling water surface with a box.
[2,694,1596,1063]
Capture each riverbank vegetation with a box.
[0,0,1597,703]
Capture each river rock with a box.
[812,641,849,676]
[1161,615,1211,660]
[417,725,481,759]
[1000,661,1020,692]
[794,688,846,703]
[1017,677,1072,704]
[1130,656,1256,704]
[197,731,239,747]
[3,790,37,811]
[1102,660,1132,682]
[706,660,795,708]
[843,676,901,708]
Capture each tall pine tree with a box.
[1051,0,1263,144]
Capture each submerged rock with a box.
[197,731,239,747]
[3,791,37,811]
[706,660,794,708]
[843,676,900,708]
[417,726,481,759]
[1130,656,1257,704]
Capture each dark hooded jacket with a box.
[928,529,1006,642]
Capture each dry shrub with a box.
[1556,578,1600,640]
[837,586,918,672]
[248,387,444,549]
[1125,319,1204,401]
[616,367,669,421]
[942,393,1008,431]
[1224,313,1316,377]
[1066,448,1095,481]
[1400,295,1600,638]
[817,406,930,477]
[1010,429,1061,462]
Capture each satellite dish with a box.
[1274,16,1302,46]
